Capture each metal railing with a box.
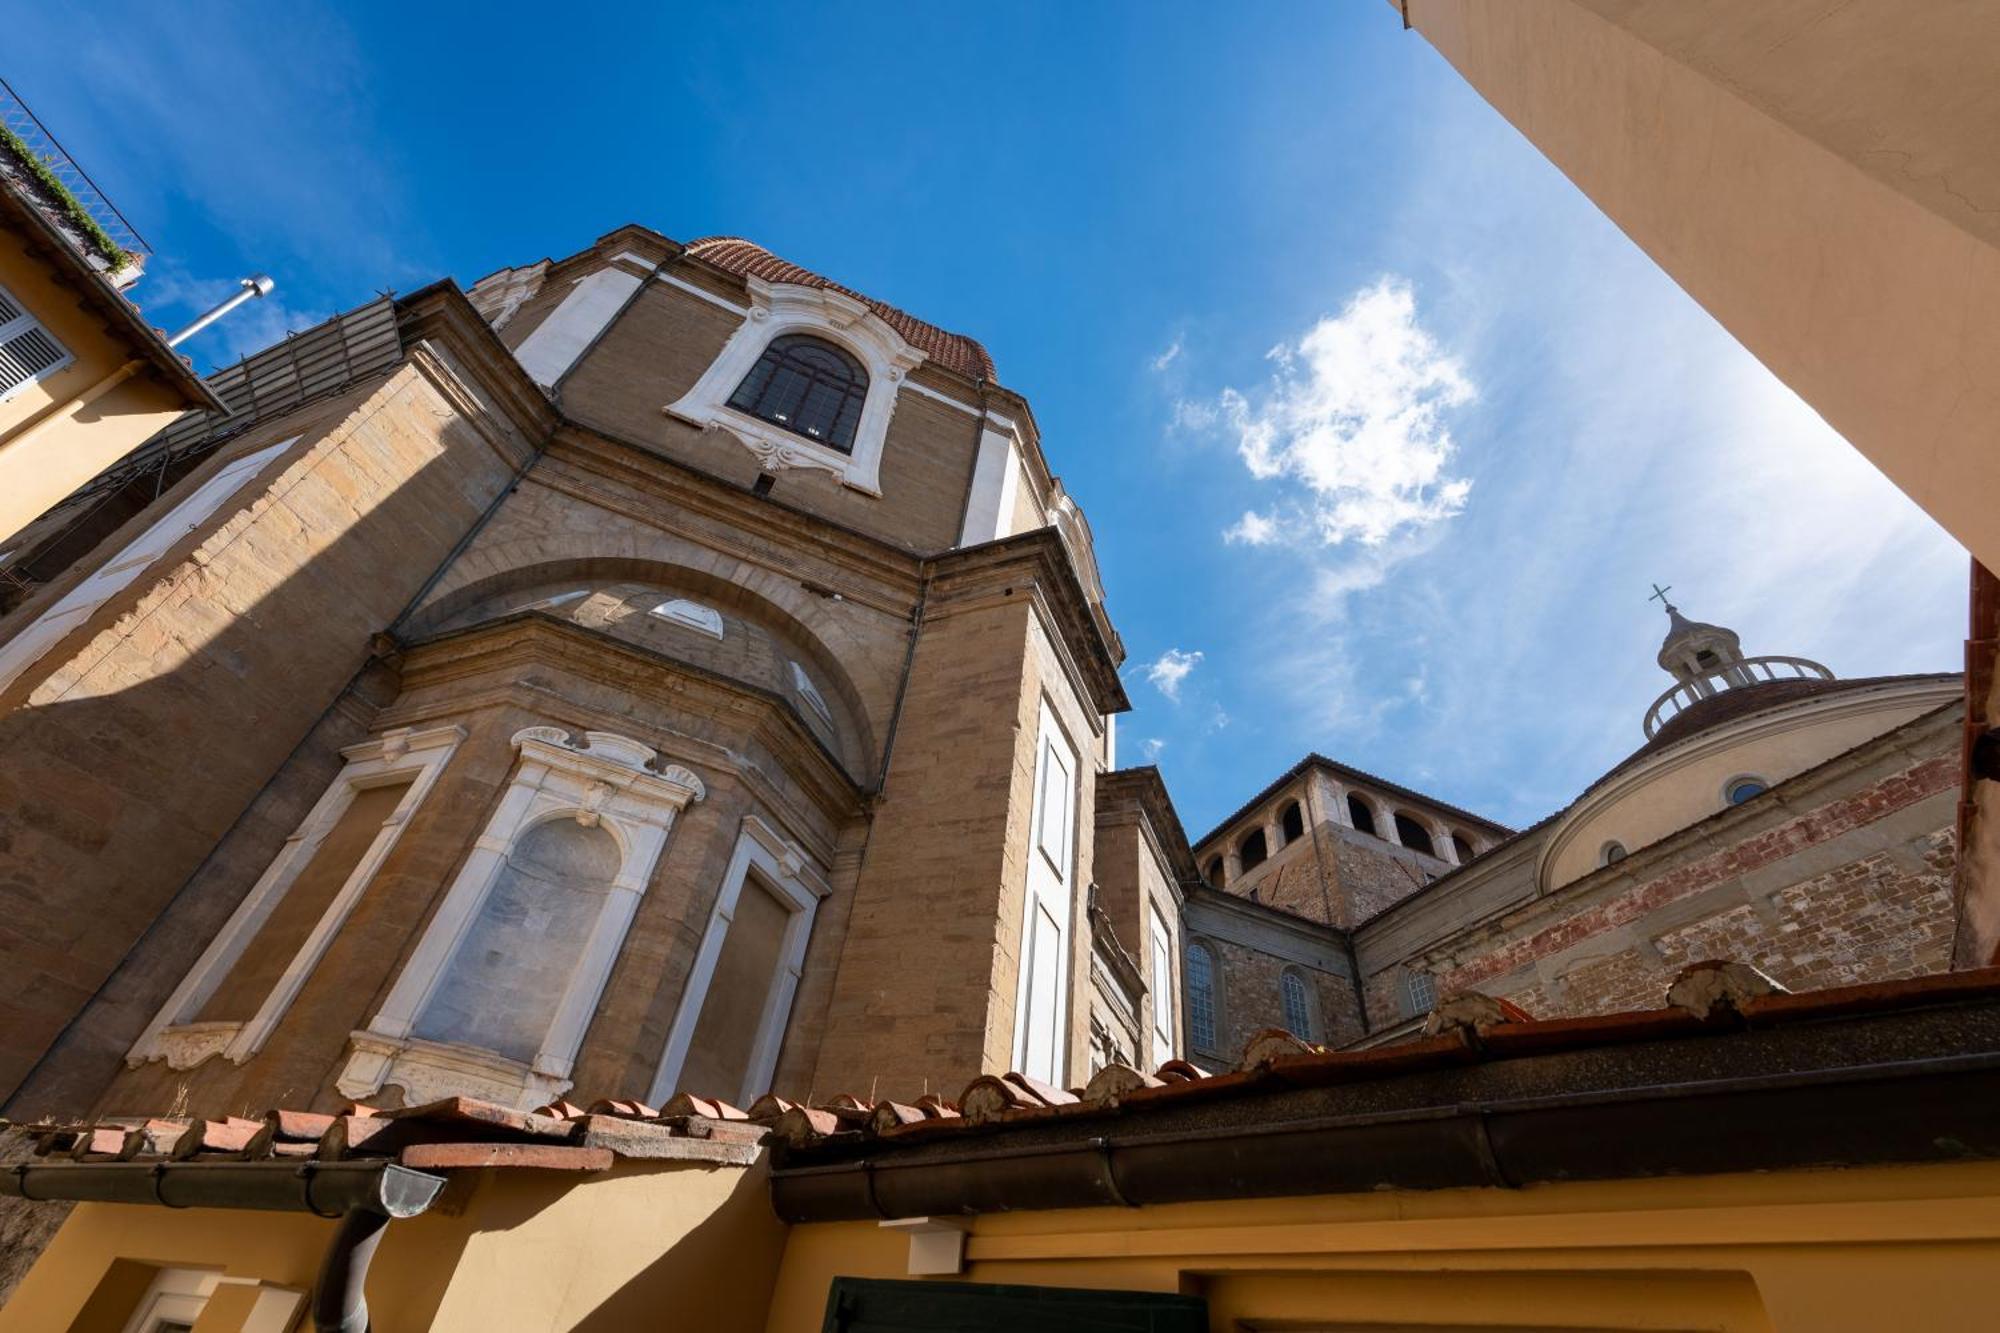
[1643,655,1835,738]
[0,76,152,259]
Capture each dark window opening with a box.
[823,1277,1207,1331]
[1347,794,1376,836]
[1239,829,1268,871]
[1727,778,1767,805]
[1280,799,1305,844]
[751,472,776,496]
[1451,832,1475,862]
[1695,649,1721,668]
[727,334,867,453]
[1204,855,1223,884]
[1394,813,1436,857]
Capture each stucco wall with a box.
[768,1159,2000,1333]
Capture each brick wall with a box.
[1412,751,1959,1024]
[1200,933,1363,1061]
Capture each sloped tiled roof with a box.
[682,237,997,382]
[24,964,2000,1198]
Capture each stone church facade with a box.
[0,226,1151,1122]
[0,223,1966,1133]
[1186,605,1962,1063]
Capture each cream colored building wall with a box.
[1544,680,1952,888]
[1545,686,1955,889]
[0,1160,782,1333]
[1397,0,2000,573]
[0,237,189,543]
[768,1160,2000,1333]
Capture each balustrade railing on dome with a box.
[1642,655,1834,738]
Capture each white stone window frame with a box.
[126,724,465,1073]
[338,726,704,1109]
[647,815,830,1107]
[650,597,724,639]
[662,279,924,496]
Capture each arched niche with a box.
[402,556,879,774]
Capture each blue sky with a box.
[14,3,1968,837]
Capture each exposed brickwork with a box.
[1507,831,1958,1019]
[1334,831,1440,926]
[1199,934,1362,1060]
[1446,755,1958,1000]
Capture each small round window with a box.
[1599,840,1628,866]
[1726,777,1768,805]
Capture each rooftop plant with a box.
[0,121,132,271]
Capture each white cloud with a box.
[1169,398,1220,433]
[1140,737,1167,761]
[1144,647,1204,701]
[1150,337,1183,373]
[1219,278,1473,548]
[1222,510,1281,545]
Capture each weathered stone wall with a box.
[808,590,1035,1097]
[1332,828,1443,926]
[1195,929,1363,1063]
[1369,734,1960,1028]
[0,358,532,1115]
[559,279,986,555]
[88,613,863,1120]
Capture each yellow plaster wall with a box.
[1,1158,784,1333]
[0,238,190,543]
[766,1161,2000,1332]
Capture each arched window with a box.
[1394,813,1436,857]
[1280,969,1313,1041]
[1204,855,1224,885]
[1280,800,1305,844]
[1403,969,1437,1019]
[1451,832,1476,863]
[1347,794,1376,836]
[1239,828,1268,871]
[1186,941,1218,1052]
[1599,840,1628,866]
[726,334,868,453]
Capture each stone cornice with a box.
[1097,766,1201,889]
[1181,881,1353,969]
[541,424,925,613]
[1088,900,1149,1009]
[384,613,868,831]
[393,282,560,446]
[923,529,1130,716]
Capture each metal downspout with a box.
[312,1207,393,1333]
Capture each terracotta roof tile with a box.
[26,965,2000,1190]
[682,236,997,382]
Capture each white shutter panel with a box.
[0,283,74,400]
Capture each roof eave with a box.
[0,176,223,411]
